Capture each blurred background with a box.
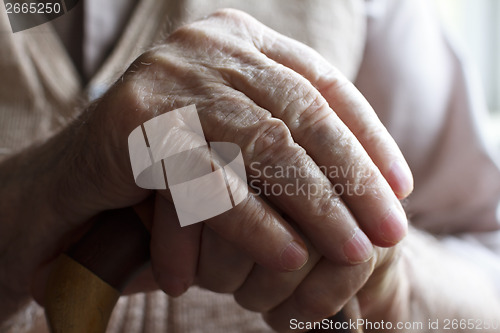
[436,0,500,147]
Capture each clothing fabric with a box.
[355,0,500,296]
[1,0,499,332]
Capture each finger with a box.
[197,92,372,264]
[222,8,413,200]
[196,227,254,293]
[138,27,374,264]
[263,258,375,332]
[219,40,407,247]
[234,233,322,312]
[150,194,201,296]
[128,93,310,273]
[200,9,409,247]
[259,34,413,198]
[201,188,309,272]
[153,139,310,273]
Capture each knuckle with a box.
[170,22,196,38]
[134,48,162,66]
[327,131,365,169]
[294,288,340,319]
[316,70,350,95]
[329,122,353,147]
[114,72,153,112]
[352,158,381,193]
[167,22,213,47]
[206,9,261,43]
[128,48,182,85]
[301,95,331,128]
[209,8,250,22]
[309,191,342,219]
[281,88,334,152]
[244,118,296,165]
[290,89,331,131]
[202,96,266,141]
[357,124,388,152]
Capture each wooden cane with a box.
[44,203,363,333]
[44,205,151,333]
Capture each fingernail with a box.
[280,240,308,271]
[379,203,408,245]
[343,228,373,264]
[161,275,191,297]
[388,160,414,199]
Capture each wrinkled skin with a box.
[0,9,413,331]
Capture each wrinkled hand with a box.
[192,217,402,332]
[1,9,412,313]
[137,9,412,296]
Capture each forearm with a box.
[361,227,500,332]
[0,136,69,322]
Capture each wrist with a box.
[49,100,150,224]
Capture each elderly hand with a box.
[0,9,412,320]
[119,204,404,333]
[192,213,403,332]
[139,9,412,295]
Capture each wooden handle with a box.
[44,206,150,333]
[44,204,362,333]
